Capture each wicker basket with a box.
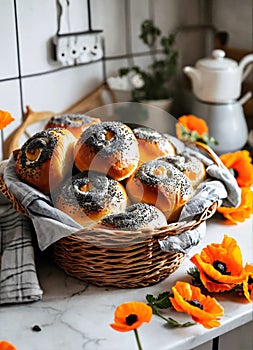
[0,142,223,288]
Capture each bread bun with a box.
[55,171,128,226]
[45,114,101,138]
[158,154,206,188]
[15,128,76,194]
[74,121,139,181]
[99,203,167,230]
[133,127,175,164]
[126,159,193,222]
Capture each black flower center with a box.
[187,299,203,310]
[213,260,231,275]
[125,314,138,326]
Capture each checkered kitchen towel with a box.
[0,169,43,304]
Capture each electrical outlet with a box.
[53,33,103,66]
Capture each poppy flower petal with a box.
[242,264,253,302]
[217,188,253,224]
[192,316,221,329]
[170,282,223,328]
[0,110,15,130]
[177,115,209,136]
[111,301,152,333]
[110,320,144,332]
[220,150,253,187]
[199,270,236,292]
[172,281,192,300]
[191,255,246,285]
[202,295,224,316]
[0,341,17,350]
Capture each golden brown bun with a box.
[55,172,128,226]
[158,154,206,189]
[15,128,76,194]
[45,114,101,138]
[126,159,193,222]
[133,127,175,164]
[98,203,167,230]
[74,121,139,181]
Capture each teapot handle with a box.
[239,53,253,81]
[239,91,252,106]
[242,63,253,82]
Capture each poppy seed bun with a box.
[99,203,167,230]
[74,121,139,181]
[55,172,128,226]
[133,127,175,164]
[15,128,76,194]
[158,154,206,188]
[45,114,101,138]
[126,159,193,222]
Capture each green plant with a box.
[119,19,178,102]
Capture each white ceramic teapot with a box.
[183,49,253,103]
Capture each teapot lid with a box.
[196,49,237,70]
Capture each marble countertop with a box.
[0,215,252,350]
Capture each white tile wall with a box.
[0,80,22,137]
[16,0,58,75]
[21,62,103,113]
[153,0,180,40]
[212,0,253,50]
[0,0,18,79]
[105,58,129,78]
[64,0,89,33]
[91,0,127,57]
[0,80,22,160]
[130,0,150,53]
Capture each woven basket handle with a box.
[191,141,227,170]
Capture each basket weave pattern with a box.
[0,172,217,288]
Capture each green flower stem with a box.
[134,329,143,350]
[150,304,196,328]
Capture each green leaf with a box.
[146,292,172,309]
[187,267,204,289]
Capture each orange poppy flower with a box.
[176,115,209,138]
[217,187,253,225]
[190,235,248,293]
[110,301,152,332]
[0,110,14,130]
[0,341,17,350]
[243,264,253,302]
[170,281,224,329]
[220,150,253,187]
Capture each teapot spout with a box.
[183,66,201,92]
[239,53,253,81]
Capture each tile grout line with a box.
[124,0,134,68]
[13,0,25,121]
[0,50,161,83]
